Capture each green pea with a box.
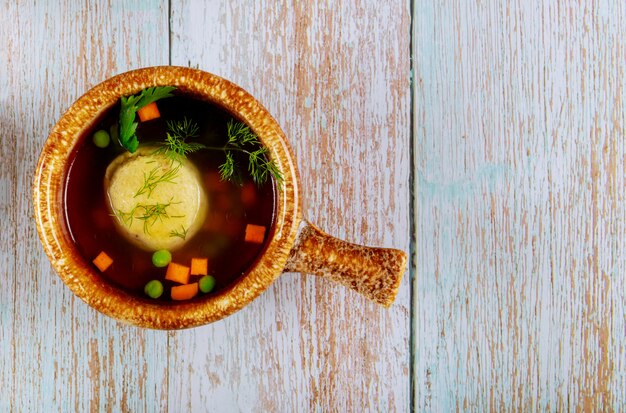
[144,280,163,299]
[198,275,216,293]
[92,129,111,148]
[152,249,172,267]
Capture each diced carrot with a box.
[171,283,199,301]
[244,224,266,244]
[165,262,190,284]
[190,258,208,276]
[137,102,161,122]
[92,251,113,272]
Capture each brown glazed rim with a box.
[33,66,301,329]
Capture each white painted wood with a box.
[1,0,411,411]
[6,0,625,411]
[0,1,170,411]
[169,1,411,411]
[414,1,625,410]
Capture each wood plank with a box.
[170,1,411,411]
[413,0,625,410]
[0,1,170,411]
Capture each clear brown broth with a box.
[63,95,276,302]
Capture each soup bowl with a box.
[33,66,407,329]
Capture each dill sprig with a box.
[227,121,260,146]
[211,119,283,187]
[154,117,206,163]
[168,117,199,139]
[119,86,176,153]
[134,164,181,198]
[154,117,283,187]
[113,208,135,228]
[113,199,183,234]
[169,225,189,240]
[136,200,180,234]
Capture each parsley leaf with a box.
[118,86,176,153]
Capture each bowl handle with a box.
[283,221,408,307]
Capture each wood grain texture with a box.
[6,0,626,411]
[1,1,171,411]
[169,1,411,411]
[1,0,410,412]
[414,1,625,410]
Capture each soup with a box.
[63,90,277,302]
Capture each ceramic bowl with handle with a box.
[33,66,407,329]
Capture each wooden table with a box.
[1,1,623,411]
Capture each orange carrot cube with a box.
[244,224,266,244]
[137,102,161,122]
[190,258,208,276]
[92,251,113,272]
[171,283,199,301]
[165,262,190,284]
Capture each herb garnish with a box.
[113,198,183,234]
[169,225,189,240]
[119,86,176,153]
[212,120,283,186]
[136,200,182,234]
[154,117,206,163]
[156,118,283,187]
[113,208,135,228]
[134,164,180,198]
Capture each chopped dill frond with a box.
[154,116,283,187]
[112,208,136,227]
[168,117,199,140]
[135,201,176,234]
[113,199,183,234]
[169,225,189,240]
[226,120,258,146]
[218,151,235,182]
[154,117,206,163]
[211,119,283,187]
[134,164,180,198]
